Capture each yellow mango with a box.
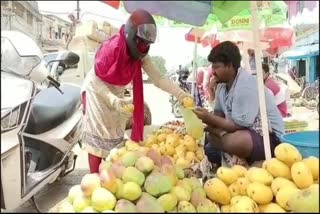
[217,167,239,185]
[291,161,314,189]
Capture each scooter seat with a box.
[25,84,81,134]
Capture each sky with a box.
[37,1,210,71]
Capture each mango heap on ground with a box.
[58,142,219,213]
[142,128,205,169]
[58,138,319,213]
[203,143,319,213]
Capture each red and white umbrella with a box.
[201,24,294,50]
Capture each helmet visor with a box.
[136,24,157,43]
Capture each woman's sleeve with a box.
[83,69,128,111]
[142,55,190,102]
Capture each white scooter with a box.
[1,31,82,212]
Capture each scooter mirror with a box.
[61,51,80,66]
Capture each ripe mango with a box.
[175,166,185,179]
[177,179,193,194]
[196,148,205,161]
[246,167,274,186]
[99,170,117,194]
[230,196,253,206]
[196,198,218,212]
[217,166,239,185]
[291,161,314,189]
[265,158,291,179]
[125,140,140,151]
[157,133,167,142]
[183,135,197,152]
[122,182,142,201]
[165,133,180,147]
[287,186,319,213]
[259,203,286,213]
[186,177,202,190]
[246,182,273,205]
[136,193,164,212]
[161,155,174,166]
[232,165,247,177]
[161,164,178,186]
[80,173,101,197]
[144,135,157,147]
[182,96,195,108]
[120,151,138,167]
[220,205,231,213]
[271,177,297,196]
[146,149,162,167]
[73,195,91,212]
[236,177,250,196]
[176,157,191,169]
[276,187,300,210]
[157,193,178,212]
[144,172,172,197]
[274,143,302,167]
[115,179,124,199]
[177,201,197,212]
[91,187,116,212]
[229,182,240,197]
[302,157,319,180]
[190,187,206,207]
[230,196,259,212]
[186,151,197,163]
[122,167,145,186]
[164,145,175,156]
[135,156,154,174]
[109,162,126,179]
[68,185,82,204]
[204,178,231,205]
[114,199,137,213]
[171,186,191,202]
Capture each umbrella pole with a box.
[191,33,198,100]
[250,1,272,160]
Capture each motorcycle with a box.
[169,73,189,118]
[1,31,82,212]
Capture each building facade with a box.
[1,1,72,53]
[40,14,71,52]
[282,1,319,83]
[1,1,42,43]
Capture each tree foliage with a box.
[150,55,167,75]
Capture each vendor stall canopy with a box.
[102,1,288,30]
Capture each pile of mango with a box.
[142,128,205,169]
[55,136,319,213]
[56,141,219,213]
[204,143,319,213]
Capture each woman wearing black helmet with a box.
[81,9,193,173]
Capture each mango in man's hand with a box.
[183,97,195,109]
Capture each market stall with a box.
[49,1,319,213]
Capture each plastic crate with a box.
[280,131,319,158]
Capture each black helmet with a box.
[125,9,157,60]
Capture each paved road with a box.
[6,73,319,212]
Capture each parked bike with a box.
[1,31,82,212]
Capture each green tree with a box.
[150,55,167,75]
[186,55,209,69]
